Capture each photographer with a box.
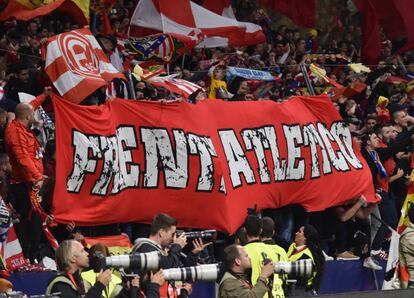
[219,244,274,297]
[82,243,165,298]
[46,240,111,297]
[132,213,207,297]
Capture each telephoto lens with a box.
[177,229,217,242]
[105,251,161,270]
[273,259,313,277]
[91,251,161,271]
[163,264,220,282]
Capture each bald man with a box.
[5,86,51,262]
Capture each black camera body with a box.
[176,229,217,242]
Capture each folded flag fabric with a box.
[129,0,265,48]
[0,0,89,25]
[120,33,199,64]
[83,234,132,255]
[149,77,204,98]
[0,224,27,271]
[44,28,126,104]
[349,63,371,73]
[309,63,344,89]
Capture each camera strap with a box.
[67,273,79,291]
[230,272,253,289]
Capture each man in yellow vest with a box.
[46,240,112,297]
[244,215,286,298]
[261,217,289,297]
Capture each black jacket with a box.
[362,128,414,188]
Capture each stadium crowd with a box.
[0,0,413,296]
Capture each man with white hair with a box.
[46,240,112,297]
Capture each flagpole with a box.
[300,63,316,96]
[126,70,136,100]
[182,54,186,70]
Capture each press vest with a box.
[46,275,77,295]
[245,241,286,298]
[287,243,316,287]
[82,270,122,298]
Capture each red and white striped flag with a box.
[44,28,126,104]
[0,225,27,271]
[129,0,265,48]
[150,77,204,98]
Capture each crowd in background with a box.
[0,0,413,294]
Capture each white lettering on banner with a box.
[218,130,256,188]
[317,123,350,172]
[187,133,218,191]
[330,122,363,169]
[283,125,306,180]
[113,126,140,193]
[67,131,101,193]
[140,128,188,189]
[241,128,271,184]
[66,122,365,195]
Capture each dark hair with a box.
[361,130,375,148]
[89,243,110,258]
[261,217,275,238]
[150,213,177,236]
[244,215,262,237]
[235,227,248,246]
[373,124,385,136]
[303,224,325,290]
[223,244,240,270]
[408,204,414,224]
[14,63,29,75]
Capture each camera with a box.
[274,259,313,277]
[176,229,217,242]
[163,264,220,282]
[90,251,161,272]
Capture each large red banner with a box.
[53,95,375,233]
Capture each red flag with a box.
[52,94,376,234]
[203,0,232,16]
[394,0,414,53]
[356,0,414,54]
[150,78,204,98]
[0,0,89,25]
[129,0,265,47]
[44,28,126,104]
[353,0,381,65]
[258,0,316,28]
[370,0,406,39]
[0,225,27,271]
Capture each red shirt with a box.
[5,95,47,183]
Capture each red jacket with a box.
[5,94,47,183]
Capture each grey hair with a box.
[55,240,75,271]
